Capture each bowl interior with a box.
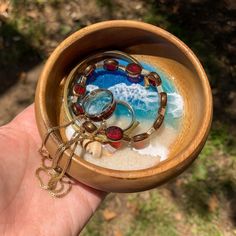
[41,22,211,175]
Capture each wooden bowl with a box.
[35,20,212,192]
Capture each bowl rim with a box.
[36,20,213,179]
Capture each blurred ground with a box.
[0,0,236,235]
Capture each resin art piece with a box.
[65,51,183,170]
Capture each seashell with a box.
[81,139,102,158]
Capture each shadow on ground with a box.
[145,0,236,133]
[168,164,236,223]
[141,0,236,228]
[0,21,43,96]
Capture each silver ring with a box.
[82,88,116,122]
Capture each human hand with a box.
[0,105,106,236]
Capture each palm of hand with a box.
[0,105,106,236]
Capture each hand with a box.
[0,105,107,236]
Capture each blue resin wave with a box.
[86,59,184,128]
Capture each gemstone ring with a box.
[82,88,116,122]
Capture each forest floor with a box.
[0,0,236,235]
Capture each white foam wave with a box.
[133,143,168,161]
[87,83,183,118]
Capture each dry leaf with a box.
[126,202,138,214]
[174,212,183,221]
[175,178,184,187]
[102,209,117,221]
[0,1,9,12]
[27,10,38,19]
[19,72,27,83]
[114,229,123,236]
[141,191,150,200]
[208,194,219,212]
[0,0,10,19]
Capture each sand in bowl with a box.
[65,121,178,170]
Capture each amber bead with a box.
[153,115,164,129]
[160,92,167,107]
[132,133,149,142]
[84,64,96,77]
[148,72,162,86]
[82,121,97,133]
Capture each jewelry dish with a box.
[35,20,212,193]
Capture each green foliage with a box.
[127,191,178,236]
[176,125,236,222]
[144,9,170,29]
[0,22,41,65]
[59,25,72,36]
[11,0,64,7]
[189,215,223,236]
[96,0,113,8]
[81,214,104,236]
[191,124,236,182]
[6,11,46,50]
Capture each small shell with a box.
[81,139,102,158]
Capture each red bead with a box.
[149,79,156,86]
[73,84,86,95]
[126,63,142,76]
[106,126,123,141]
[103,59,119,71]
[73,103,84,115]
[110,141,122,149]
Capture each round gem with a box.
[132,139,150,149]
[73,103,84,115]
[84,64,95,77]
[160,92,167,107]
[110,141,122,149]
[132,133,149,142]
[149,79,156,86]
[147,72,161,86]
[106,126,123,141]
[104,59,119,71]
[126,63,142,76]
[73,84,86,95]
[82,121,97,133]
[83,90,113,116]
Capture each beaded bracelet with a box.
[63,51,167,146]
